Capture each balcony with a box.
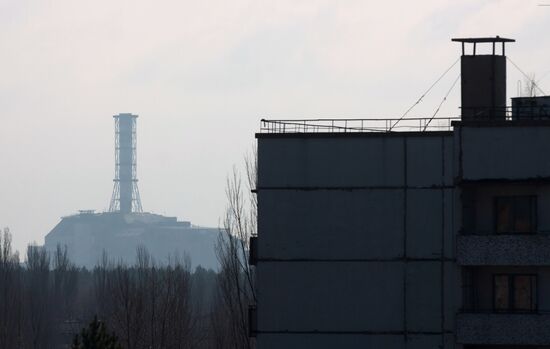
[457,234,550,265]
[457,312,550,346]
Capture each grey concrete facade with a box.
[254,38,550,348]
[456,122,550,181]
[255,133,459,348]
[255,121,550,348]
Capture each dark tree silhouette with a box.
[0,231,216,348]
[72,316,122,349]
[215,148,257,348]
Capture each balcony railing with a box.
[457,234,550,265]
[459,308,550,315]
[457,312,550,345]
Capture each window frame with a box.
[492,273,538,313]
[494,195,537,234]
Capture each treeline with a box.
[0,228,255,349]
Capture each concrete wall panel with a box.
[256,262,404,332]
[444,188,456,258]
[256,334,456,349]
[444,262,460,331]
[406,136,449,187]
[258,137,405,188]
[405,188,455,259]
[406,189,442,258]
[407,335,443,349]
[258,190,404,259]
[459,125,550,181]
[256,133,455,348]
[444,136,454,186]
[406,262,441,332]
[256,334,405,349]
[256,334,455,349]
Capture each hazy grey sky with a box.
[1,0,549,253]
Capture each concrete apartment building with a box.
[252,37,550,348]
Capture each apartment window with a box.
[495,196,537,234]
[493,274,537,312]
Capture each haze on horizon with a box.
[1,0,549,254]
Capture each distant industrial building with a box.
[252,37,550,348]
[45,113,218,270]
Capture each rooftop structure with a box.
[252,37,550,348]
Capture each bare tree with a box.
[25,244,52,348]
[215,148,257,348]
[109,260,145,349]
[163,254,195,349]
[53,244,79,320]
[91,247,198,349]
[0,228,22,348]
[93,250,115,321]
[0,237,215,349]
[49,244,80,346]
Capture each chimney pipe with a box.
[452,36,515,120]
[109,113,143,214]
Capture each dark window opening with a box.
[493,274,537,312]
[495,196,537,234]
[462,268,476,311]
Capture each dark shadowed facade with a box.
[252,37,550,348]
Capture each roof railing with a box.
[260,105,550,134]
[260,117,460,134]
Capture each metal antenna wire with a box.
[423,73,461,131]
[389,57,460,131]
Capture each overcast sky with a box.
[1,0,549,253]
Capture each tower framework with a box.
[109,113,143,213]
